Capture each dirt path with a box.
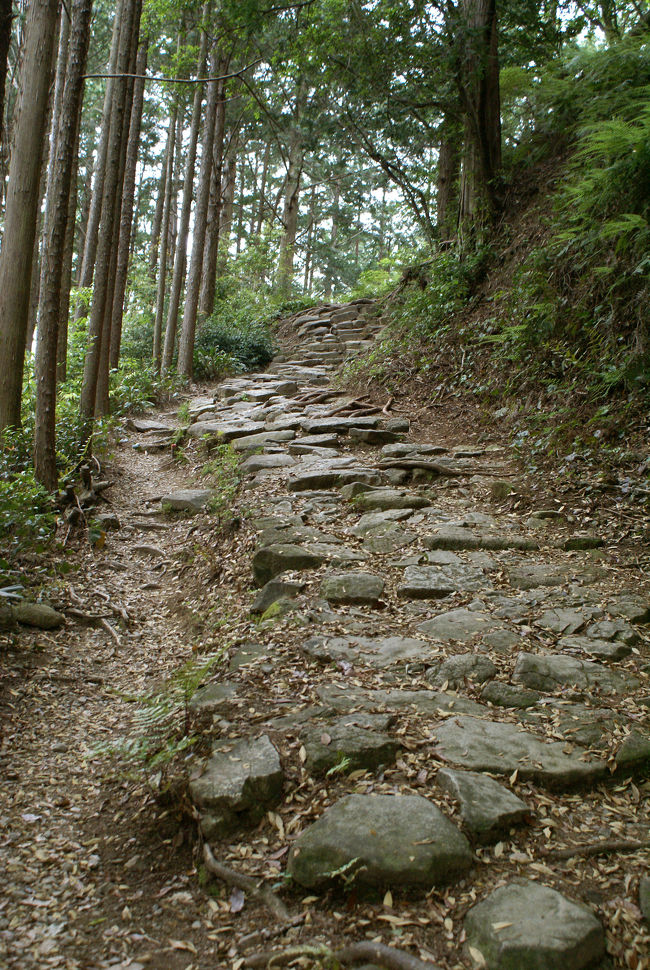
[1,300,649,970]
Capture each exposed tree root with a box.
[202,843,289,921]
[541,838,650,861]
[243,941,441,969]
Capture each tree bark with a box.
[0,0,59,432]
[198,53,229,321]
[324,173,340,300]
[457,0,501,235]
[162,14,209,375]
[79,0,138,429]
[177,47,220,378]
[437,115,461,243]
[56,130,81,385]
[216,139,237,274]
[94,0,141,416]
[109,38,148,368]
[75,0,123,304]
[256,140,270,235]
[34,0,93,490]
[152,101,178,372]
[277,104,304,294]
[0,0,12,147]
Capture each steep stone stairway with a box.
[157,299,649,969]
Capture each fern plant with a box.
[98,650,226,787]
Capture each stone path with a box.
[4,299,647,969]
[161,299,650,968]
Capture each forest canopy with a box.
[0,0,648,514]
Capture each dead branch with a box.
[237,913,306,949]
[382,396,394,414]
[244,941,441,969]
[540,839,650,861]
[203,843,289,921]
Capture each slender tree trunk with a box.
[34,0,93,489]
[75,0,123,304]
[152,101,177,371]
[109,38,148,369]
[324,175,340,300]
[0,0,12,147]
[94,0,141,415]
[198,53,229,320]
[303,182,316,293]
[458,0,501,234]
[167,105,183,273]
[148,136,168,275]
[57,132,81,384]
[248,153,259,238]
[256,140,270,235]
[0,0,59,432]
[437,115,461,242]
[277,130,303,293]
[235,165,246,254]
[162,15,209,375]
[216,141,237,274]
[76,145,94,282]
[177,47,220,378]
[79,0,138,429]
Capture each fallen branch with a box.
[540,839,650,861]
[382,396,394,414]
[203,843,289,921]
[237,913,306,949]
[244,941,440,970]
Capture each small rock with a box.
[320,572,384,606]
[287,794,472,889]
[300,717,400,774]
[161,489,212,513]
[12,602,65,630]
[481,682,541,708]
[513,652,635,694]
[437,768,529,842]
[251,579,304,614]
[431,653,497,687]
[252,543,325,586]
[639,876,650,922]
[464,879,605,970]
[489,480,513,502]
[94,512,121,530]
[189,681,238,714]
[417,608,500,643]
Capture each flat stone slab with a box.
[317,684,487,717]
[126,418,172,433]
[190,735,284,839]
[558,635,632,660]
[437,768,529,842]
[161,488,212,512]
[231,429,295,451]
[353,488,431,511]
[424,526,538,551]
[251,579,305,614]
[382,443,448,457]
[252,543,325,585]
[464,879,605,970]
[289,433,341,450]
[187,419,265,441]
[304,634,434,668]
[363,529,417,554]
[534,608,590,635]
[351,509,413,535]
[240,454,296,473]
[431,653,497,687]
[300,717,401,774]
[189,681,238,713]
[348,428,403,445]
[321,572,384,606]
[507,564,570,590]
[301,415,381,435]
[287,794,472,889]
[434,716,606,788]
[513,652,636,693]
[398,564,491,599]
[288,466,381,491]
[417,608,501,642]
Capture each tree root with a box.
[541,838,650,861]
[202,843,289,921]
[377,459,464,476]
[243,941,441,969]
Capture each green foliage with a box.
[98,651,226,788]
[201,443,241,517]
[0,431,56,574]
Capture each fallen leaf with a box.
[383,890,393,908]
[230,888,245,914]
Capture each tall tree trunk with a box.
[324,174,340,300]
[152,101,177,372]
[34,0,93,489]
[437,115,461,243]
[57,130,81,385]
[235,164,246,254]
[457,0,501,235]
[198,53,229,321]
[303,182,316,293]
[167,104,184,274]
[75,0,123,305]
[256,140,270,235]
[177,46,220,379]
[0,0,59,432]
[216,140,237,274]
[94,0,141,415]
[162,16,209,375]
[277,129,303,293]
[75,144,94,282]
[79,0,138,429]
[0,0,12,147]
[109,38,148,369]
